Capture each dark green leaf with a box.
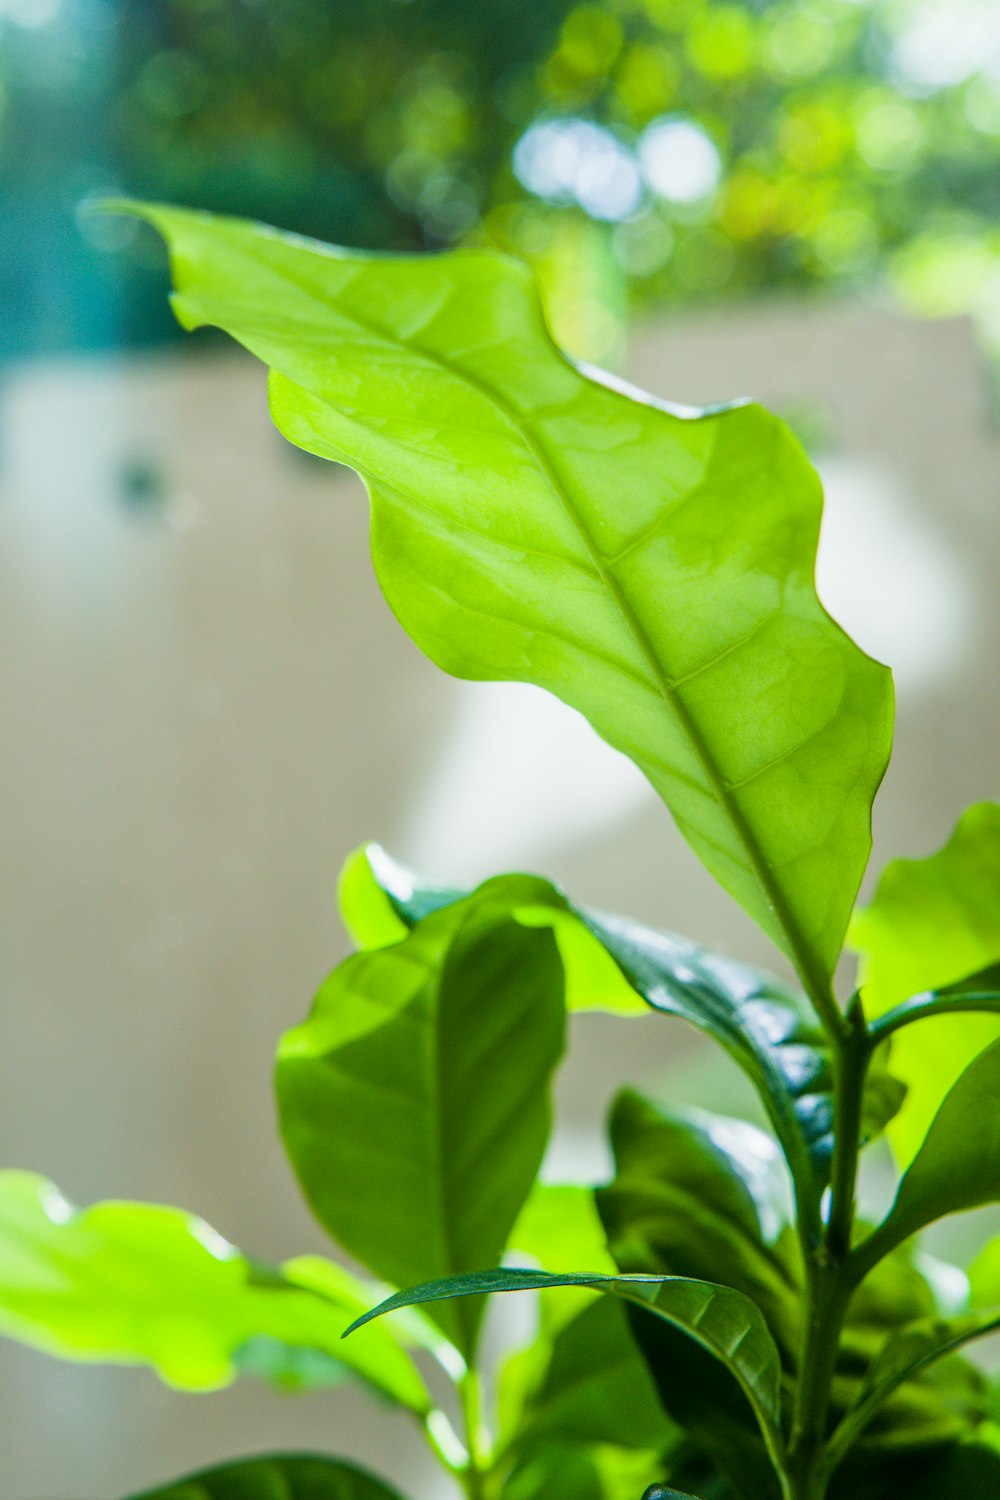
[889,1441,1000,1498]
[117,201,894,989]
[826,1310,1000,1465]
[0,1173,428,1409]
[276,903,565,1357]
[856,1036,1000,1271]
[124,1454,405,1500]
[341,846,836,1229]
[344,1266,786,1471]
[849,801,1000,1165]
[859,1052,907,1147]
[596,1091,802,1365]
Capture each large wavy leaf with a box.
[345,1267,786,1473]
[0,1172,428,1408]
[117,201,893,995]
[125,1454,405,1500]
[276,901,565,1358]
[850,802,1000,1164]
[340,845,835,1229]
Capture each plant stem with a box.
[785,999,871,1500]
[459,1368,491,1500]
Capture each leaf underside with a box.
[118,201,894,990]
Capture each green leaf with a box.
[116,201,893,992]
[859,1052,907,1147]
[849,802,1000,1164]
[0,1172,428,1409]
[342,847,836,1228]
[856,1036,1000,1271]
[900,1443,1000,1498]
[124,1454,405,1500]
[513,1296,674,1452]
[832,1241,984,1454]
[344,1267,786,1471]
[596,1091,802,1366]
[502,1442,668,1500]
[275,901,566,1358]
[510,1183,617,1276]
[826,1310,1000,1465]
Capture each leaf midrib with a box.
[217,240,833,1005]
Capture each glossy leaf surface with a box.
[345,1266,785,1465]
[125,1454,405,1500]
[0,1172,428,1408]
[850,802,1000,1163]
[596,1091,801,1364]
[858,1036,1000,1268]
[340,845,835,1226]
[276,901,565,1357]
[121,201,894,990]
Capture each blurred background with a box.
[2,0,1000,1495]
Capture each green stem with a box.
[459,1369,492,1500]
[784,999,871,1500]
[868,990,1000,1043]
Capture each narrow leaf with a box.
[342,846,836,1228]
[116,201,894,991]
[0,1172,428,1409]
[857,1036,1000,1271]
[124,1454,405,1500]
[849,801,1000,1163]
[276,902,565,1357]
[344,1267,785,1467]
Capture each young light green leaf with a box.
[849,802,1000,1164]
[510,1183,617,1275]
[825,1310,1000,1467]
[276,902,565,1358]
[503,1442,669,1500]
[116,201,894,996]
[344,1267,786,1470]
[596,1092,801,1366]
[341,846,836,1230]
[124,1454,406,1500]
[855,1037,1000,1273]
[0,1172,428,1409]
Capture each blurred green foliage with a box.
[1,0,999,360]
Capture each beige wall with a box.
[1,300,997,1495]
